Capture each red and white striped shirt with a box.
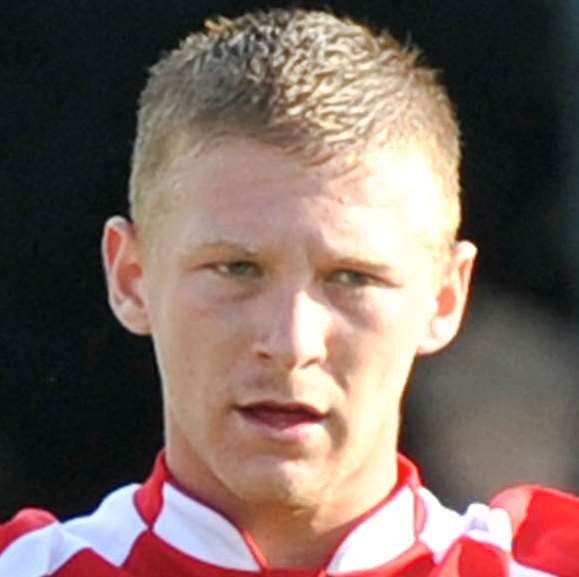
[1,453,577,576]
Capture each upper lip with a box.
[236,401,326,418]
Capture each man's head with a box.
[129,8,461,259]
[103,8,476,539]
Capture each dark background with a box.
[2,0,578,520]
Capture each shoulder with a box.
[418,485,579,576]
[0,483,145,576]
[492,484,579,576]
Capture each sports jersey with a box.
[1,452,577,577]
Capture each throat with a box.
[239,475,400,569]
[246,512,350,569]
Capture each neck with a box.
[236,472,398,568]
[165,416,400,569]
[244,510,354,568]
[167,451,398,568]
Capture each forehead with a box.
[162,137,443,211]
[146,138,446,259]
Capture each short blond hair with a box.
[129,8,461,251]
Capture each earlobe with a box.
[102,216,151,335]
[417,241,477,355]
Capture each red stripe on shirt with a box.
[0,508,56,554]
[492,485,579,577]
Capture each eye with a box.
[328,270,377,288]
[213,261,262,279]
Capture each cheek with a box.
[379,285,435,340]
[156,276,241,346]
[152,278,254,398]
[341,290,432,351]
[329,290,434,399]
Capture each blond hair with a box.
[129,8,461,250]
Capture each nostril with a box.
[252,293,329,368]
[254,345,273,360]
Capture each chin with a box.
[224,459,322,509]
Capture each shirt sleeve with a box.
[420,486,579,577]
[491,485,579,577]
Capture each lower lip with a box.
[236,408,325,442]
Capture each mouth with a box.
[236,401,326,431]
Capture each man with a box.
[1,8,577,577]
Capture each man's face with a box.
[107,138,473,513]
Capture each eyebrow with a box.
[177,240,259,262]
[318,235,400,267]
[330,255,400,273]
[177,238,402,275]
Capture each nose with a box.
[253,289,330,371]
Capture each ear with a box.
[102,216,151,335]
[417,240,477,355]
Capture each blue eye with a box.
[215,261,262,278]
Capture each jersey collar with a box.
[135,451,425,575]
